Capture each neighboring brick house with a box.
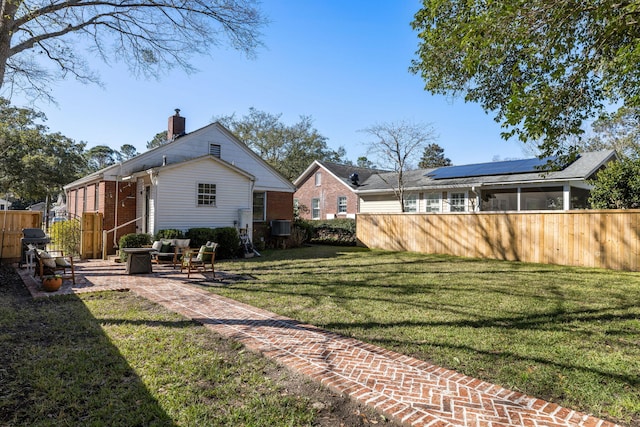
[65,111,295,254]
[293,161,383,220]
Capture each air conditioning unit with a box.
[270,220,291,236]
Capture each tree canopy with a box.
[418,143,452,168]
[589,158,640,209]
[217,108,347,181]
[578,106,640,159]
[0,1,266,100]
[0,99,85,202]
[411,1,640,162]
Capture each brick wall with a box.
[266,191,293,222]
[294,166,358,220]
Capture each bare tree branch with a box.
[0,0,267,100]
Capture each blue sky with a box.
[12,1,529,166]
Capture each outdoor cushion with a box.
[175,239,190,248]
[151,240,163,251]
[37,250,56,268]
[160,242,173,253]
[196,245,215,262]
[55,257,71,267]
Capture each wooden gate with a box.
[81,212,103,259]
[0,211,42,263]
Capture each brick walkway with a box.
[20,260,621,427]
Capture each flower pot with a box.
[42,277,63,292]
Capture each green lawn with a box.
[0,267,386,427]
[212,245,640,426]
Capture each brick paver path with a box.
[20,261,621,427]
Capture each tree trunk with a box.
[0,1,19,90]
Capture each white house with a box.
[64,110,296,254]
[355,150,617,213]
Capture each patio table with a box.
[123,248,155,274]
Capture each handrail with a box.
[102,217,142,260]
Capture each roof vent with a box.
[349,173,359,186]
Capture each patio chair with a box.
[180,242,217,279]
[33,249,76,285]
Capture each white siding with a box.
[359,195,403,213]
[114,124,293,192]
[152,157,252,232]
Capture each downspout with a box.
[113,179,119,249]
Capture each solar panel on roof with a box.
[427,157,558,180]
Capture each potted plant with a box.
[42,274,63,292]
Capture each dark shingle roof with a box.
[357,150,616,192]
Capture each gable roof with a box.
[293,160,388,190]
[357,150,617,193]
[65,121,295,192]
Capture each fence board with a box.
[81,212,103,259]
[357,210,640,271]
[0,211,43,263]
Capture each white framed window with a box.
[197,183,216,206]
[311,198,320,219]
[209,144,221,158]
[337,196,347,213]
[450,192,466,212]
[315,172,322,186]
[404,194,417,212]
[425,193,441,212]
[253,192,266,221]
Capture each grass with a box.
[0,269,386,427]
[210,245,640,426]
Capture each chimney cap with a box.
[174,108,181,116]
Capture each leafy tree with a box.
[0,98,85,202]
[411,1,640,162]
[0,1,266,100]
[589,158,640,209]
[85,145,118,171]
[579,107,640,159]
[361,120,437,212]
[147,131,168,149]
[119,144,139,161]
[217,108,347,181]
[418,143,452,168]
[357,156,375,168]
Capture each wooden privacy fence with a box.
[0,211,103,263]
[0,211,42,263]
[81,212,103,259]
[357,210,640,271]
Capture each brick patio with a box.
[19,260,621,427]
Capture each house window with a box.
[315,172,322,186]
[480,189,518,211]
[0,204,4,210]
[425,193,440,212]
[337,196,347,213]
[521,186,563,210]
[311,198,320,219]
[197,183,216,206]
[253,192,266,221]
[209,144,221,158]
[450,192,466,212]
[94,184,100,211]
[403,194,418,212]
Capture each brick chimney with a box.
[168,108,185,140]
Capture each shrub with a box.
[185,228,217,248]
[212,227,241,259]
[155,229,184,240]
[186,227,240,259]
[309,219,356,246]
[118,233,152,262]
[49,218,81,257]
